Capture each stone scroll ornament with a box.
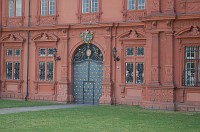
[80,30,94,44]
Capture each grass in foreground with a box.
[0,105,200,132]
[0,100,58,108]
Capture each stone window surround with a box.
[37,47,55,81]
[2,0,25,27]
[77,0,102,24]
[8,0,22,17]
[122,0,146,22]
[36,0,59,25]
[124,45,145,85]
[5,47,21,80]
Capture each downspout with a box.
[25,0,31,100]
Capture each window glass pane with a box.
[185,62,195,86]
[47,62,53,81]
[39,48,46,56]
[14,62,20,80]
[6,62,12,80]
[8,0,14,17]
[49,0,55,15]
[136,47,144,56]
[128,0,135,10]
[136,63,144,84]
[82,0,89,13]
[41,0,47,16]
[138,0,145,10]
[126,63,133,84]
[7,49,12,56]
[48,48,54,56]
[198,62,200,86]
[126,48,134,56]
[39,62,45,81]
[16,0,22,16]
[91,0,98,12]
[185,46,195,59]
[198,47,200,59]
[14,48,20,56]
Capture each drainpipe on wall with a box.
[0,0,2,98]
[25,0,31,101]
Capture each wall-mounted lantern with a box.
[112,47,120,61]
[53,48,61,61]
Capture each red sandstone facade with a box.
[1,0,200,111]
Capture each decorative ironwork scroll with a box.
[74,44,103,62]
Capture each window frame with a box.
[81,0,99,13]
[37,47,55,82]
[5,47,21,80]
[127,0,146,11]
[40,0,56,16]
[124,45,145,85]
[183,46,200,87]
[8,0,23,17]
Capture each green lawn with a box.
[0,105,200,132]
[0,100,57,108]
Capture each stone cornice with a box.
[1,22,145,32]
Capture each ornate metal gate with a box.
[73,44,103,104]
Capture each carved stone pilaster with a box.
[164,66,174,86]
[61,66,68,81]
[100,82,112,104]
[165,0,175,14]
[1,81,6,92]
[100,65,112,104]
[60,32,69,81]
[34,82,38,94]
[17,81,23,93]
[151,0,160,14]
[150,32,160,85]
[151,66,160,85]
[100,34,113,104]
[163,32,174,86]
[2,18,7,27]
[57,81,73,103]
[52,82,57,95]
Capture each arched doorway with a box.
[73,44,103,104]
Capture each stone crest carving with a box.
[80,30,94,44]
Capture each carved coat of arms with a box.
[80,30,94,44]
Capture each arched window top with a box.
[74,44,103,62]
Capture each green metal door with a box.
[73,44,103,104]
